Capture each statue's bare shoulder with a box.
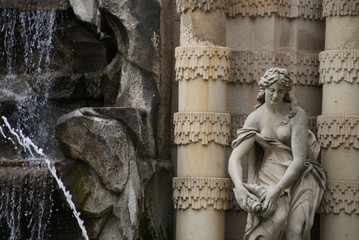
[291,106,308,128]
[243,108,262,130]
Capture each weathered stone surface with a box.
[55,107,173,239]
[56,108,134,193]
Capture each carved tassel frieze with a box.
[319,50,359,84]
[175,46,232,81]
[317,115,359,149]
[227,0,322,20]
[230,51,320,86]
[320,180,359,215]
[176,0,229,14]
[322,0,359,17]
[174,112,231,146]
[173,177,231,210]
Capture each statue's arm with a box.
[228,113,259,211]
[228,136,255,189]
[275,107,308,192]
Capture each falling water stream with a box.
[0,8,89,240]
[1,116,89,240]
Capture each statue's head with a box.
[258,67,293,92]
[256,68,294,107]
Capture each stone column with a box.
[173,1,231,239]
[318,1,359,240]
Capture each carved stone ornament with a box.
[174,112,231,146]
[319,50,359,84]
[175,45,232,82]
[322,0,359,17]
[320,180,359,215]
[317,115,359,149]
[227,0,322,20]
[230,51,320,86]
[176,0,229,14]
[173,177,231,210]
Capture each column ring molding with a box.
[175,45,232,82]
[174,112,231,146]
[173,177,231,210]
[319,50,359,84]
[320,180,359,215]
[317,115,359,149]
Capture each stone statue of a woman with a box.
[228,68,326,240]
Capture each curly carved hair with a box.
[255,68,297,125]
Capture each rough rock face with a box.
[55,1,172,239]
[56,108,173,240]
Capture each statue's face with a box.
[265,80,287,105]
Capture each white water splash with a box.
[1,116,89,240]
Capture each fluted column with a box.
[173,1,231,239]
[319,1,359,240]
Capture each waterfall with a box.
[0,7,89,240]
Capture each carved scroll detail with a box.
[322,0,359,17]
[230,51,320,86]
[173,177,231,210]
[320,180,359,215]
[175,46,232,81]
[174,112,231,146]
[317,115,359,149]
[176,0,229,14]
[227,0,322,20]
[319,50,359,84]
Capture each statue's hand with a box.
[233,186,258,212]
[259,188,281,218]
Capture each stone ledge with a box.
[174,112,231,146]
[173,177,231,210]
[317,115,359,149]
[175,45,232,81]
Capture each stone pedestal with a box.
[319,1,359,239]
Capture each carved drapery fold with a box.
[317,115,359,149]
[176,0,229,14]
[175,46,232,81]
[227,0,322,20]
[320,180,359,215]
[230,51,320,86]
[0,0,69,10]
[322,0,359,17]
[173,177,231,210]
[230,114,318,140]
[174,112,231,145]
[319,50,359,84]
